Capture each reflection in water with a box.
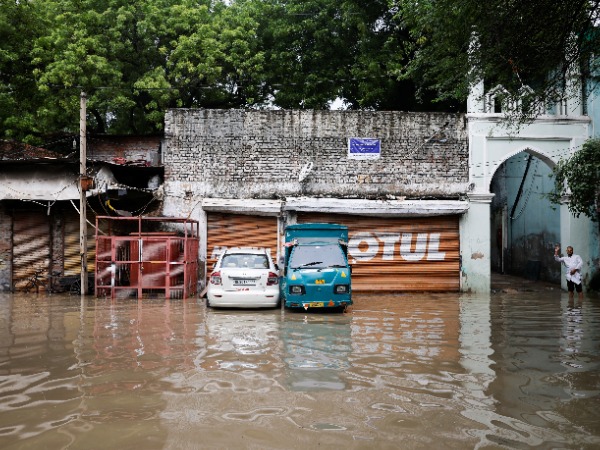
[483,292,600,448]
[199,308,283,372]
[282,313,352,391]
[0,290,598,449]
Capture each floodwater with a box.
[0,288,599,450]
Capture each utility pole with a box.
[80,91,88,296]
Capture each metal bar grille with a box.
[95,216,199,299]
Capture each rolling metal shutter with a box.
[297,213,460,292]
[207,213,278,273]
[12,210,51,291]
[64,210,97,275]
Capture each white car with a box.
[206,247,280,308]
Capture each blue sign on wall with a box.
[348,138,381,160]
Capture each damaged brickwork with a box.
[163,110,469,200]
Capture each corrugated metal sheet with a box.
[297,213,460,292]
[64,210,96,275]
[12,210,50,291]
[207,213,278,273]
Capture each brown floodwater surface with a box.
[0,290,598,449]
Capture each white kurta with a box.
[555,254,583,285]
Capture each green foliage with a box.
[0,0,597,141]
[2,0,270,141]
[0,0,46,143]
[1,0,454,143]
[244,0,436,110]
[392,0,473,103]
[395,0,600,118]
[30,0,209,135]
[168,1,267,109]
[551,139,600,221]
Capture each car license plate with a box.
[233,279,255,286]
[308,302,324,307]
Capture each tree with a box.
[395,0,600,120]
[551,138,600,222]
[252,0,398,109]
[10,0,269,141]
[1,0,461,142]
[0,0,45,143]
[31,0,222,136]
[238,0,457,111]
[4,0,595,142]
[167,1,268,109]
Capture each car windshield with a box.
[221,253,269,269]
[289,244,346,269]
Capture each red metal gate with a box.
[95,216,199,299]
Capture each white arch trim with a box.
[467,112,590,196]
[487,145,559,192]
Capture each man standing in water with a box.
[554,244,584,300]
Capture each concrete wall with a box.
[587,76,600,138]
[163,109,469,207]
[585,79,600,288]
[161,108,595,293]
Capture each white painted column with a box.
[467,79,485,114]
[460,193,494,292]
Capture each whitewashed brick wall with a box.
[163,109,468,199]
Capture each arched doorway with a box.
[462,78,592,293]
[489,149,560,283]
